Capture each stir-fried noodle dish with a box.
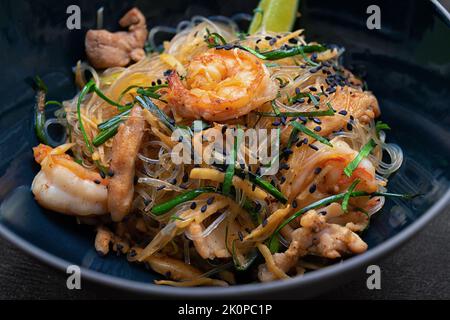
[31,7,408,286]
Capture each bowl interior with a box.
[0,0,449,291]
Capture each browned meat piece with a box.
[258,209,367,282]
[108,106,146,221]
[85,8,148,69]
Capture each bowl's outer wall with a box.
[0,0,449,298]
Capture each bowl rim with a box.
[0,187,449,298]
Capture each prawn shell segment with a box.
[167,48,278,121]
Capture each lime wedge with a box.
[248,0,299,34]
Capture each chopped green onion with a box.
[77,79,96,154]
[91,84,128,111]
[136,95,175,131]
[342,179,360,212]
[344,139,376,177]
[307,92,320,107]
[234,167,287,204]
[151,187,216,216]
[97,108,131,131]
[268,191,416,252]
[45,100,63,107]
[92,124,119,147]
[238,44,327,61]
[205,28,227,47]
[375,120,390,136]
[290,121,333,147]
[34,78,49,145]
[223,127,243,195]
[232,239,258,271]
[34,76,48,93]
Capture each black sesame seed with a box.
[108,169,114,177]
[347,122,353,131]
[156,185,165,191]
[255,202,262,211]
[280,176,286,184]
[298,116,307,123]
[151,81,156,86]
[292,200,297,208]
[262,218,268,227]
[168,178,177,185]
[269,38,277,46]
[99,170,106,179]
[190,202,197,210]
[319,211,327,215]
[288,38,298,44]
[128,250,137,257]
[309,144,319,151]
[200,204,208,213]
[264,36,272,41]
[314,126,322,132]
[350,115,355,121]
[238,231,244,241]
[221,125,227,134]
[272,120,281,126]
[206,196,215,205]
[163,69,172,77]
[156,79,162,85]
[338,110,348,116]
[295,88,301,95]
[312,118,322,124]
[94,179,100,184]
[280,162,290,170]
[182,172,189,183]
[309,184,317,193]
[314,167,322,174]
[309,86,317,92]
[143,198,151,206]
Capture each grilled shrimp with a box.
[167,47,277,121]
[31,144,108,216]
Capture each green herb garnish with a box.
[343,139,376,177]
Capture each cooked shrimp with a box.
[31,144,108,216]
[167,47,277,121]
[283,138,380,205]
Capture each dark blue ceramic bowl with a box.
[0,0,449,298]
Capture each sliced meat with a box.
[258,209,367,282]
[108,106,145,221]
[85,8,148,69]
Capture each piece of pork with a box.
[85,7,148,69]
[258,209,367,282]
[108,106,146,221]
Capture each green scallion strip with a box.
[268,191,415,252]
[234,167,287,204]
[344,139,376,177]
[307,92,320,107]
[151,187,216,216]
[77,79,96,154]
[223,127,243,194]
[232,239,258,271]
[97,108,131,131]
[342,179,360,212]
[375,120,390,137]
[271,100,281,116]
[91,85,128,111]
[290,121,333,147]
[298,46,320,66]
[136,95,175,131]
[238,44,327,61]
[205,28,227,47]
[45,100,63,107]
[92,124,119,147]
